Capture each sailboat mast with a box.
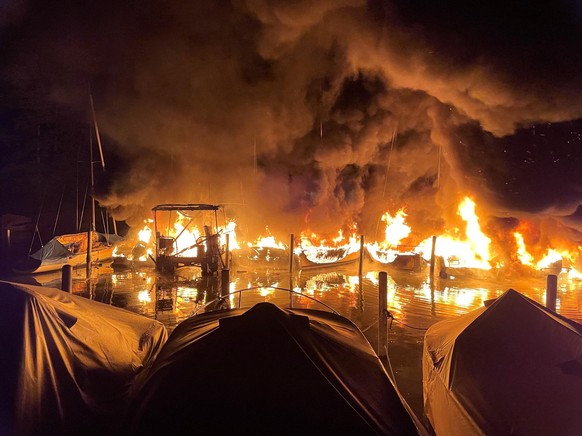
[86,129,95,277]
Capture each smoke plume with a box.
[2,0,582,247]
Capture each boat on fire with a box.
[12,231,121,274]
[365,245,427,273]
[298,245,361,269]
[122,289,425,435]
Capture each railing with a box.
[191,286,340,316]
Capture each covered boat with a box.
[0,281,168,435]
[423,288,582,435]
[124,301,421,435]
[13,231,121,274]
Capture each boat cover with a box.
[31,232,123,263]
[124,302,419,435]
[423,288,582,435]
[0,281,168,435]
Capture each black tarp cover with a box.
[0,281,168,435]
[423,289,582,435]
[124,302,419,435]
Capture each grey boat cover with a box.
[0,281,168,435]
[124,302,420,435]
[423,288,582,435]
[31,231,123,263]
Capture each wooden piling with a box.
[225,233,230,269]
[546,274,558,311]
[358,235,364,281]
[378,271,388,357]
[429,236,437,281]
[289,234,294,308]
[62,265,73,292]
[221,268,230,297]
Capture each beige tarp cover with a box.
[0,281,168,435]
[423,288,582,435]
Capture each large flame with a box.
[366,209,415,264]
[417,197,492,270]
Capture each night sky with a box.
[1,0,581,247]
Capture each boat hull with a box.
[298,249,361,269]
[13,245,115,274]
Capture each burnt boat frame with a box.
[152,203,223,274]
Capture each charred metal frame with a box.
[152,203,223,274]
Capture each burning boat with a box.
[231,228,291,271]
[365,245,427,273]
[151,204,226,275]
[122,291,423,435]
[297,227,362,269]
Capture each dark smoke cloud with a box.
[2,0,582,247]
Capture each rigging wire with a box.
[28,198,45,256]
[52,186,65,237]
[78,182,89,232]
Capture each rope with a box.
[360,319,378,333]
[384,310,429,331]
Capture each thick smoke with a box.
[2,0,582,247]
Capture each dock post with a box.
[358,235,364,280]
[429,236,437,281]
[62,265,73,292]
[221,268,230,297]
[546,274,558,311]
[0,227,10,272]
[378,271,388,357]
[289,234,294,308]
[225,233,230,269]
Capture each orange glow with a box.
[381,209,411,247]
[299,224,360,264]
[514,232,534,265]
[417,197,492,270]
[221,220,240,250]
[248,226,286,250]
[366,209,415,264]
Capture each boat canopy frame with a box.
[152,203,223,274]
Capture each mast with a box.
[86,93,106,277]
[86,129,95,277]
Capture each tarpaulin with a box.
[423,288,582,435]
[0,281,167,435]
[124,302,420,435]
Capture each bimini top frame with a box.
[151,203,223,274]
